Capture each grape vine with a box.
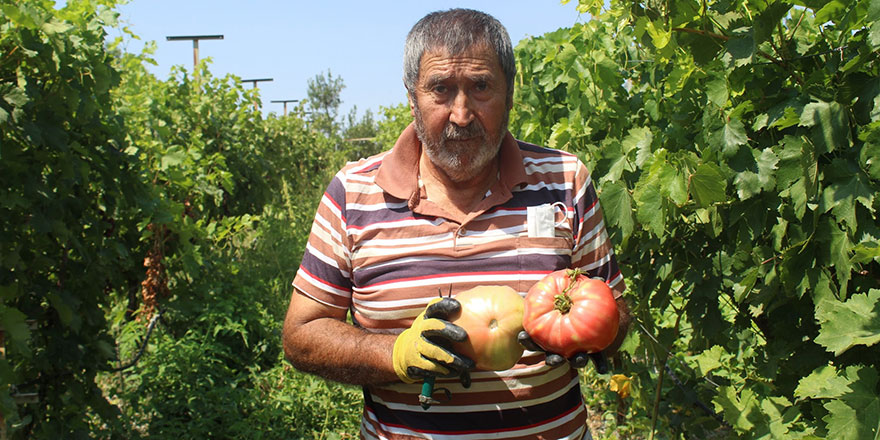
[511,0,880,437]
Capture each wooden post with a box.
[241,78,273,111]
[270,99,300,116]
[192,39,199,71]
[165,35,224,73]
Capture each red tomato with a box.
[450,286,525,371]
[523,269,619,358]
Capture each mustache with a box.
[443,122,485,141]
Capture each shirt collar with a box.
[375,122,527,203]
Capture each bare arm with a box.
[282,289,400,385]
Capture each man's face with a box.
[410,44,511,183]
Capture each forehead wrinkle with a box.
[420,56,498,84]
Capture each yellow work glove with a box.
[392,297,474,386]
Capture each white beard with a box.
[413,105,508,183]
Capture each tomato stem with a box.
[554,292,572,314]
[554,269,583,314]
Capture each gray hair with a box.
[403,9,516,101]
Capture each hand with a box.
[392,297,475,386]
[517,330,609,374]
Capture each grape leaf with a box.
[800,101,850,154]
[646,19,671,49]
[707,75,729,108]
[734,170,762,200]
[795,365,853,400]
[776,135,811,190]
[657,160,689,206]
[754,2,793,45]
[755,147,779,189]
[815,289,880,356]
[599,181,634,239]
[690,163,727,207]
[820,171,875,232]
[634,179,665,237]
[869,0,880,22]
[724,32,755,67]
[815,0,850,24]
[690,345,727,375]
[621,126,653,167]
[713,386,759,432]
[860,140,880,180]
[871,21,880,50]
[721,117,749,157]
[160,146,187,170]
[548,118,571,150]
[823,366,880,440]
[851,240,880,264]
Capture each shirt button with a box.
[458,228,467,236]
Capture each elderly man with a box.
[283,8,630,439]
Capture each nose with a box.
[449,90,475,127]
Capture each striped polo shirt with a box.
[293,123,624,440]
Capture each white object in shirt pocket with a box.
[526,202,570,239]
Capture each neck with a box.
[419,150,499,220]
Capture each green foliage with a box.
[512,0,880,437]
[1,0,350,436]
[342,106,381,160]
[374,102,413,150]
[7,0,877,438]
[814,289,880,356]
[0,0,143,436]
[101,51,349,437]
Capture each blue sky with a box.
[110,0,588,119]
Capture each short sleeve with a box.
[292,175,354,309]
[570,161,626,298]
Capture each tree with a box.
[306,69,345,138]
[342,106,381,160]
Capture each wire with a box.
[108,309,163,373]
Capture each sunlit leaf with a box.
[815,290,880,356]
[713,386,759,432]
[160,146,187,170]
[634,179,665,236]
[712,116,750,157]
[795,365,853,400]
[621,126,653,167]
[646,19,671,49]
[814,0,849,24]
[823,366,880,440]
[599,181,634,239]
[706,75,729,108]
[851,240,880,263]
[691,345,726,375]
